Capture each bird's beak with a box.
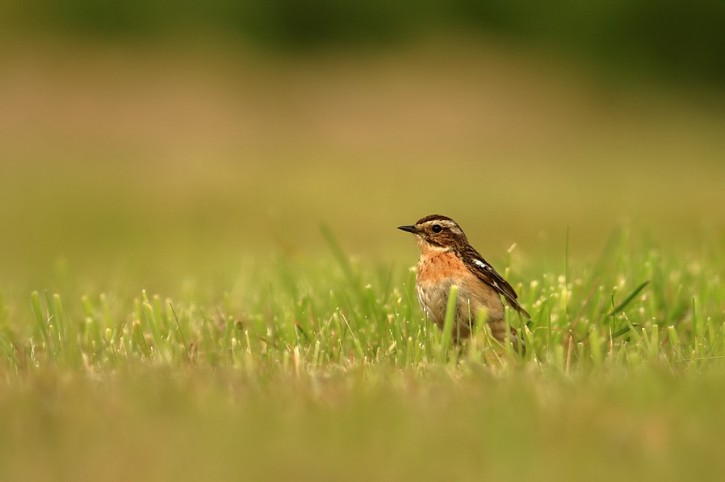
[397,224,418,234]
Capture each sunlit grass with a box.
[0,227,723,481]
[2,228,721,375]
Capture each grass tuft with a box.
[0,231,723,481]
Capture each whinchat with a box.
[399,214,529,348]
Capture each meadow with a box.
[0,39,724,481]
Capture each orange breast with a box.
[416,250,466,284]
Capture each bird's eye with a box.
[431,224,442,233]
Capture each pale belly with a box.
[415,275,505,339]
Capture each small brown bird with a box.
[399,214,529,348]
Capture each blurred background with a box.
[1,0,723,292]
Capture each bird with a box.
[398,214,529,350]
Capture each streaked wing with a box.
[460,246,531,319]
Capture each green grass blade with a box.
[607,281,650,316]
[30,291,49,348]
[438,285,458,363]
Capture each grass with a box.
[4,228,721,374]
[0,226,723,481]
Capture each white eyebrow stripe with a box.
[425,220,457,229]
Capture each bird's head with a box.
[398,214,468,252]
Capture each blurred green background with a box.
[3,0,725,84]
[1,0,723,292]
